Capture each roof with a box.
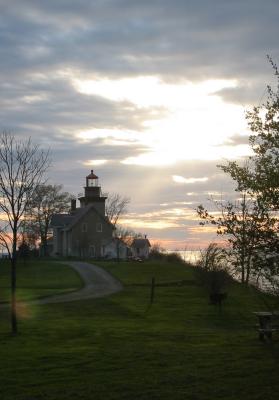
[131,238,151,248]
[50,204,113,230]
[50,213,74,227]
[87,170,98,179]
[101,237,129,248]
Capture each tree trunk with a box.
[240,250,245,284]
[117,240,120,262]
[245,253,252,286]
[11,231,18,334]
[42,238,48,257]
[41,225,49,257]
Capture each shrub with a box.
[196,243,231,302]
[165,251,184,264]
[150,243,185,264]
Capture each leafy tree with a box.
[197,193,278,284]
[25,184,73,256]
[219,56,279,211]
[214,56,279,279]
[198,57,279,285]
[0,132,50,334]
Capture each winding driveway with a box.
[37,261,123,304]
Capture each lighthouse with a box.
[78,170,107,215]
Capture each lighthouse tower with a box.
[78,170,107,215]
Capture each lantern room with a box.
[86,170,99,187]
[79,169,107,212]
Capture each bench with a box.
[257,328,278,340]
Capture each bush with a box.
[149,244,185,264]
[195,243,231,303]
[165,252,184,264]
[149,243,166,260]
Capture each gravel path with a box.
[36,261,123,304]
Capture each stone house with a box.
[50,170,115,258]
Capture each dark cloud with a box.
[0,74,166,142]
[213,79,271,105]
[1,0,278,81]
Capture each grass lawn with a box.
[0,259,83,302]
[1,259,279,399]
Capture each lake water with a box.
[167,250,277,293]
[166,250,201,264]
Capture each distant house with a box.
[131,237,151,259]
[50,170,115,258]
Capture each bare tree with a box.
[105,193,130,227]
[0,132,50,334]
[112,226,142,262]
[25,184,73,256]
[105,193,131,261]
[115,226,142,245]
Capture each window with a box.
[96,222,102,232]
[81,223,87,232]
[89,245,95,258]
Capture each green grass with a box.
[0,259,279,399]
[0,259,83,302]
[96,259,196,284]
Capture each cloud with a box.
[1,0,279,249]
[220,133,250,147]
[172,175,209,184]
[83,159,108,166]
[214,82,268,106]
[1,1,278,83]
[0,75,165,136]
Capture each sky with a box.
[1,0,279,250]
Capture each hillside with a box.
[0,259,279,399]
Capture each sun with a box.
[73,75,251,166]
